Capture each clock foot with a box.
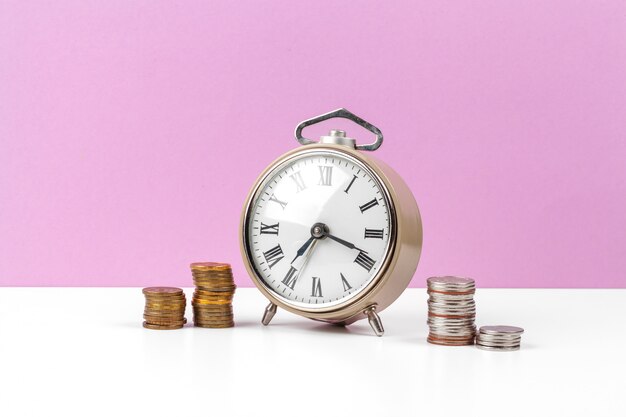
[364,306,384,337]
[261,302,277,326]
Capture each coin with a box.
[194,324,234,329]
[192,305,233,311]
[143,287,184,295]
[427,276,475,290]
[143,318,187,326]
[143,321,184,330]
[479,325,524,335]
[190,262,232,271]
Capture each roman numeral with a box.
[354,251,376,272]
[340,273,352,291]
[344,174,357,193]
[318,166,332,186]
[359,198,379,213]
[290,172,306,192]
[269,194,287,210]
[260,222,279,235]
[364,228,384,239]
[311,277,323,297]
[262,244,284,269]
[281,266,299,289]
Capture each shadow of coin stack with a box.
[190,262,236,328]
[142,287,187,330]
[426,276,476,345]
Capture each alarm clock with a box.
[239,109,422,336]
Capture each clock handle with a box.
[261,302,277,326]
[295,108,384,151]
[364,305,385,337]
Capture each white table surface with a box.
[0,288,624,417]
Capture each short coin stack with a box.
[426,276,476,345]
[191,262,236,328]
[476,325,524,351]
[142,287,187,330]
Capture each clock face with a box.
[245,149,394,309]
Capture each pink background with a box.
[1,1,625,288]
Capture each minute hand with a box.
[325,233,368,254]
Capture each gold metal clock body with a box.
[240,142,422,327]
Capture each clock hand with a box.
[291,236,315,264]
[324,233,368,254]
[297,239,319,279]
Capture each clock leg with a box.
[364,306,384,337]
[261,302,277,326]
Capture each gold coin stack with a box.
[190,262,236,328]
[142,287,187,330]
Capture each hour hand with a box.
[325,233,368,254]
[291,236,314,263]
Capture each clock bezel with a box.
[241,146,397,313]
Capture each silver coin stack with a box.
[426,276,476,346]
[476,326,524,351]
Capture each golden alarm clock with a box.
[240,109,422,336]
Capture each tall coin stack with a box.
[476,326,524,351]
[143,287,187,330]
[426,276,476,345]
[190,262,236,328]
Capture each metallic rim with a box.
[241,145,398,316]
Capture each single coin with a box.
[193,278,234,282]
[193,304,233,310]
[192,271,234,277]
[428,333,475,341]
[192,296,234,303]
[144,294,186,300]
[193,282,236,288]
[193,289,236,296]
[427,337,474,346]
[144,307,186,313]
[477,333,522,341]
[142,321,184,330]
[144,301,186,306]
[142,287,184,295]
[144,320,187,327]
[194,315,234,321]
[190,262,232,271]
[144,294,186,299]
[194,288,235,292]
[195,321,235,327]
[192,299,232,306]
[143,310,186,316]
[479,325,524,335]
[477,341,521,347]
[143,312,186,319]
[427,276,475,287]
[193,280,234,285]
[193,308,233,314]
[476,344,520,351]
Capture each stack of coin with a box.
[191,262,236,328]
[143,287,187,330]
[476,325,524,351]
[426,276,476,345]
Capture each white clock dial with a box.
[245,150,393,309]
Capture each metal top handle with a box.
[294,108,383,151]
